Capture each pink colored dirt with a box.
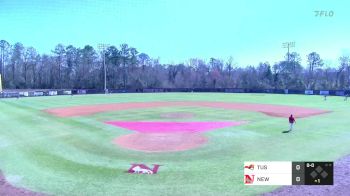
[109,121,244,152]
[105,121,245,133]
[0,171,44,196]
[114,133,208,152]
[45,101,329,118]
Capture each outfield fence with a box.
[0,88,349,99]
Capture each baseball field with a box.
[0,93,349,195]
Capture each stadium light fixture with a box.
[97,43,110,94]
[282,42,295,62]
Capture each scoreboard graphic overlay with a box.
[244,161,333,185]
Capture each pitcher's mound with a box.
[114,133,208,152]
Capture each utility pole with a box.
[282,42,295,62]
[0,42,5,81]
[97,43,110,94]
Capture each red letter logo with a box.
[244,164,254,170]
[244,175,255,184]
[128,164,161,174]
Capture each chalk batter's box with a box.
[244,161,333,185]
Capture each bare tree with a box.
[338,56,350,89]
[52,44,66,88]
[0,40,10,80]
[306,52,323,88]
[9,43,25,88]
[120,44,131,88]
[0,40,348,91]
[23,47,38,88]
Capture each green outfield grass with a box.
[0,93,349,195]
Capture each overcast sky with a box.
[1,0,349,67]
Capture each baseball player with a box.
[288,114,296,132]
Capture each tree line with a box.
[0,39,350,90]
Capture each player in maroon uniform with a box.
[288,114,296,132]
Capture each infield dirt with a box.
[45,101,329,118]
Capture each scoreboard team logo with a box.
[244,175,255,184]
[244,164,254,170]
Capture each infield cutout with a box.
[108,121,246,152]
[105,121,244,133]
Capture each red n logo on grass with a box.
[128,164,161,174]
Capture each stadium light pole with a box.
[282,42,295,62]
[97,43,110,94]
